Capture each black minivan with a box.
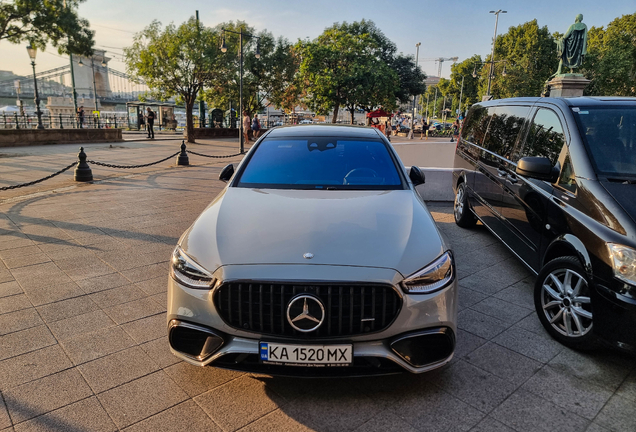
[453,96,636,352]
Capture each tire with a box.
[534,256,599,351]
[454,182,477,228]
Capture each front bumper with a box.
[592,281,636,352]
[167,264,458,375]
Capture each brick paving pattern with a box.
[0,140,634,431]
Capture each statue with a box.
[555,14,588,75]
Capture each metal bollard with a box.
[59,113,64,129]
[176,140,189,166]
[74,147,93,182]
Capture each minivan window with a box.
[461,105,489,144]
[237,138,404,190]
[573,106,636,177]
[516,108,565,164]
[482,106,530,161]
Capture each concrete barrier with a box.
[392,141,456,202]
[0,128,123,147]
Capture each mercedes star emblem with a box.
[303,252,314,259]
[286,294,325,332]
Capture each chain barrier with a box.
[87,151,180,169]
[0,162,77,191]
[1,141,246,192]
[186,149,245,158]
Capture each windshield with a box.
[573,106,636,177]
[237,137,404,190]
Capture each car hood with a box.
[180,188,446,278]
[600,181,636,225]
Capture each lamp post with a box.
[458,75,465,119]
[221,28,261,153]
[433,86,438,119]
[486,10,507,98]
[410,42,421,139]
[473,60,507,100]
[26,45,44,130]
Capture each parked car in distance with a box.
[168,125,458,376]
[453,96,636,353]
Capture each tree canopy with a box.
[583,13,636,96]
[297,19,424,123]
[124,18,221,142]
[0,0,93,56]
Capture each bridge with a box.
[0,49,153,107]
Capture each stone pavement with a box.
[0,142,634,432]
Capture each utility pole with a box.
[487,10,507,98]
[196,10,205,128]
[458,75,465,119]
[433,87,438,119]
[410,42,421,139]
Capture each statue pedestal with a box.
[548,74,590,97]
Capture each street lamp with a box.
[410,42,421,140]
[26,45,45,130]
[486,10,507,98]
[458,75,465,119]
[221,28,261,153]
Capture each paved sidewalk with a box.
[0,148,634,431]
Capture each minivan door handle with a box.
[497,168,507,177]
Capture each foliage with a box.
[481,19,556,99]
[583,13,636,96]
[124,18,220,142]
[447,55,483,114]
[297,19,424,123]
[202,21,300,117]
[0,0,93,56]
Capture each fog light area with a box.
[169,320,224,361]
[390,328,455,367]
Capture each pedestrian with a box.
[146,107,155,139]
[420,119,428,140]
[451,119,459,142]
[384,119,392,141]
[242,110,251,143]
[77,106,84,128]
[252,114,261,139]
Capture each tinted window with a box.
[516,108,565,164]
[237,138,404,190]
[573,106,636,177]
[483,106,530,160]
[461,105,490,145]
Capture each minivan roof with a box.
[476,96,636,109]
[266,124,382,138]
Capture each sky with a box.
[0,0,634,79]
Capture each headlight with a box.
[402,251,454,294]
[171,246,215,289]
[607,243,636,286]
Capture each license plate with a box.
[259,342,352,367]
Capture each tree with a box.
[583,13,636,96]
[448,55,483,115]
[0,0,93,56]
[297,20,422,123]
[479,20,556,99]
[202,21,300,118]
[124,18,221,142]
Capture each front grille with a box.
[214,282,401,338]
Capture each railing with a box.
[0,113,128,130]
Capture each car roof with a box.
[266,124,382,139]
[475,96,636,109]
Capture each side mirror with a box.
[219,164,234,182]
[409,166,426,186]
[516,157,558,182]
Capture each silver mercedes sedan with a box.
[167,125,457,376]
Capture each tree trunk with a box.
[185,99,195,143]
[350,108,355,125]
[331,103,340,123]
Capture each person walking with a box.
[77,106,85,129]
[252,114,261,139]
[146,107,155,139]
[421,119,429,140]
[242,110,251,143]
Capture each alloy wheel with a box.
[540,268,593,338]
[454,186,465,220]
